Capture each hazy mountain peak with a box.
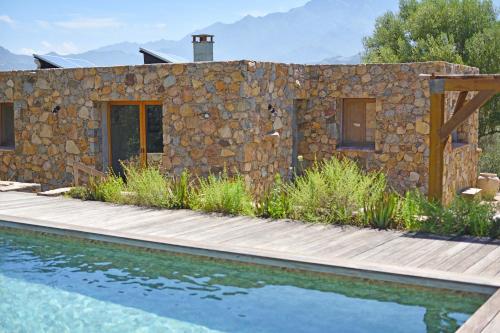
[0,0,398,70]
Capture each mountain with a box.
[0,0,397,70]
[0,46,36,70]
[316,54,362,65]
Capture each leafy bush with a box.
[67,186,93,200]
[479,134,500,175]
[398,191,496,237]
[67,175,124,203]
[257,174,290,219]
[398,190,423,231]
[450,197,495,237]
[190,172,254,216]
[364,193,399,229]
[168,170,192,209]
[123,164,170,208]
[287,157,386,224]
[90,175,125,203]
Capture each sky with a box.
[0,0,311,55]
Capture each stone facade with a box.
[0,60,479,201]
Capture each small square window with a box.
[0,103,14,148]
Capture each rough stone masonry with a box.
[0,60,479,203]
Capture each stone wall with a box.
[293,63,445,193]
[0,60,478,201]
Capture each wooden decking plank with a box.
[123,214,213,235]
[321,230,403,259]
[414,238,483,270]
[197,218,288,243]
[482,312,500,333]
[465,246,500,274]
[161,216,252,240]
[448,243,500,273]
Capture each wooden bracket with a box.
[439,90,496,141]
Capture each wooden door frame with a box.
[107,101,162,168]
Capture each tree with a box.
[363,0,499,138]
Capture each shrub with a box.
[168,170,192,209]
[398,190,423,231]
[479,134,500,175]
[257,174,290,219]
[123,164,170,208]
[67,186,93,200]
[190,172,254,216]
[90,175,125,203]
[398,191,496,237]
[450,197,495,237]
[288,157,386,224]
[364,192,399,229]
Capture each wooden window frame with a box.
[0,102,15,150]
[107,101,162,167]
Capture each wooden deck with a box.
[1,191,499,331]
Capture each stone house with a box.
[0,60,479,203]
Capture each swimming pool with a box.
[0,228,487,333]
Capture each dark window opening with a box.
[0,103,14,148]
[146,104,163,153]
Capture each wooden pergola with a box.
[420,74,500,202]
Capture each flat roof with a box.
[33,54,96,68]
[139,48,188,63]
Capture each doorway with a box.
[108,101,162,176]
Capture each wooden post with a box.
[428,91,445,202]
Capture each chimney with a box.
[192,34,214,62]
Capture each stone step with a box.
[37,187,73,197]
[460,187,482,200]
[0,181,41,193]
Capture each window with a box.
[0,103,14,148]
[146,104,163,153]
[341,98,375,148]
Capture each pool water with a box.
[0,228,487,333]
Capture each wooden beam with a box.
[444,78,500,92]
[428,92,446,202]
[452,91,468,116]
[439,90,496,141]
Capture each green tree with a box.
[363,0,499,138]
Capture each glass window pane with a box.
[146,105,163,153]
[110,105,140,176]
[0,103,14,147]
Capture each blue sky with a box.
[0,0,311,55]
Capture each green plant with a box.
[88,175,125,203]
[364,192,399,229]
[288,157,387,224]
[257,174,290,219]
[190,172,254,216]
[450,197,495,237]
[169,170,192,209]
[123,164,170,208]
[398,190,496,237]
[479,134,500,175]
[67,186,92,200]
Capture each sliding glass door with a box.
[108,102,162,175]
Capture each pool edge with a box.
[0,214,498,297]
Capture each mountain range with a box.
[0,0,396,70]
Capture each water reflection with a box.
[0,228,487,333]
